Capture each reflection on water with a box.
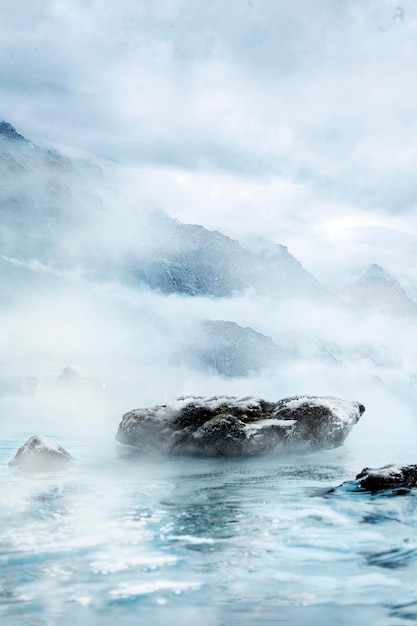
[2,437,417,625]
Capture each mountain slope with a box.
[183,319,290,377]
[0,121,330,302]
[0,121,102,264]
[128,212,330,300]
[342,264,417,317]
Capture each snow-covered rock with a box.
[329,463,417,493]
[354,464,417,492]
[9,435,72,471]
[116,395,365,456]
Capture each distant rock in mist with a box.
[55,366,104,391]
[342,264,417,318]
[18,367,105,397]
[183,320,290,377]
[9,435,72,471]
[116,395,365,457]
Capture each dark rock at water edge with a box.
[9,435,72,471]
[355,464,417,492]
[328,464,417,494]
[116,395,365,457]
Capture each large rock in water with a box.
[116,395,365,456]
[9,435,72,471]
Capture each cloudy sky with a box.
[1,0,416,288]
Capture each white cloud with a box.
[2,0,417,434]
[0,0,413,288]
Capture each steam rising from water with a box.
[1,144,417,469]
[3,3,417,624]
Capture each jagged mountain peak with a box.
[358,264,398,285]
[343,263,417,317]
[182,318,289,377]
[0,122,330,302]
[0,121,28,143]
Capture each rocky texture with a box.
[354,464,417,492]
[9,435,72,471]
[130,212,331,300]
[0,121,332,303]
[0,121,27,143]
[184,320,290,377]
[116,395,365,457]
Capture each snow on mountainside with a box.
[342,264,417,318]
[0,121,339,382]
[2,121,417,392]
[128,211,330,299]
[182,319,290,377]
[0,121,331,302]
[0,121,27,143]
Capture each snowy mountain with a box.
[0,121,331,302]
[183,320,290,377]
[128,211,330,299]
[0,121,102,264]
[342,264,417,318]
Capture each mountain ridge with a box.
[0,121,333,302]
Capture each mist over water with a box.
[2,138,417,624]
[2,1,417,624]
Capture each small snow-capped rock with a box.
[355,464,417,492]
[9,435,72,471]
[116,395,364,457]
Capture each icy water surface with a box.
[2,427,417,626]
